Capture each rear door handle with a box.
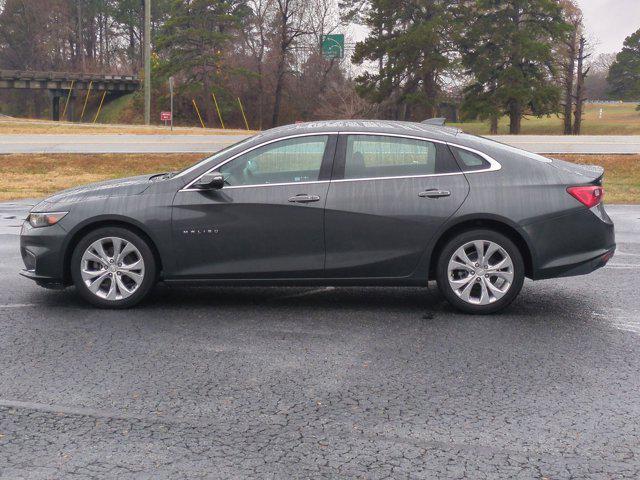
[288,194,320,203]
[418,189,451,198]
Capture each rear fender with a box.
[413,213,538,282]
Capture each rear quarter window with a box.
[451,147,491,172]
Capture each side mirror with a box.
[192,172,224,190]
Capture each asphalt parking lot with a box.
[0,203,639,479]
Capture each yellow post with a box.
[80,80,93,122]
[192,99,206,128]
[93,91,108,124]
[211,92,225,129]
[61,80,75,121]
[237,97,250,130]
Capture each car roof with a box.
[259,120,462,143]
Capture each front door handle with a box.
[418,189,451,199]
[288,194,321,203]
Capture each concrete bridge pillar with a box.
[48,89,65,121]
[49,89,76,121]
[51,94,60,121]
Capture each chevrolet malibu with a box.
[20,120,615,313]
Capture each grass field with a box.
[1,102,638,136]
[0,153,200,200]
[0,118,252,135]
[554,154,639,204]
[450,102,640,135]
[0,152,637,203]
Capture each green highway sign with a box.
[321,34,345,59]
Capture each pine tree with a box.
[607,28,640,102]
[458,0,570,134]
[351,0,453,120]
[156,0,250,123]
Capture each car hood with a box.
[35,174,153,208]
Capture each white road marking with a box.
[0,398,185,425]
[0,303,38,308]
[594,308,640,336]
[605,263,640,269]
[616,250,640,257]
[609,322,640,335]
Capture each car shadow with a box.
[28,280,603,326]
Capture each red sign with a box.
[160,111,172,121]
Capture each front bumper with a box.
[19,221,69,288]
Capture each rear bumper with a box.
[525,204,616,280]
[533,246,615,280]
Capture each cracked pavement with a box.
[0,204,639,479]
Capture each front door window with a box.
[219,135,329,186]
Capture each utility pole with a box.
[169,77,174,131]
[144,0,151,125]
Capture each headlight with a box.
[28,212,68,228]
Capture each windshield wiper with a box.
[149,172,177,181]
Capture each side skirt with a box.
[162,276,427,288]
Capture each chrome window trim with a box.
[179,132,337,192]
[178,130,501,192]
[220,180,330,190]
[331,171,465,183]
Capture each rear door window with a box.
[342,135,459,180]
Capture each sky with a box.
[578,0,640,55]
[345,1,640,62]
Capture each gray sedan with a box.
[19,120,615,313]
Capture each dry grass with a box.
[554,154,640,204]
[0,153,201,200]
[451,103,640,135]
[0,118,254,136]
[0,152,637,203]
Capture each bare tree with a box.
[314,79,375,118]
[583,53,615,100]
[241,0,274,129]
[271,0,310,126]
[573,35,591,135]
[559,0,582,135]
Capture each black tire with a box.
[71,227,157,308]
[436,229,525,314]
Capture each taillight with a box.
[567,185,604,208]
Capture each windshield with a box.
[173,134,258,178]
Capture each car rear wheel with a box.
[71,227,157,308]
[436,229,524,314]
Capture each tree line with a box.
[0,0,638,133]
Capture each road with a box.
[1,133,640,154]
[0,202,639,479]
[0,133,248,154]
[490,135,640,154]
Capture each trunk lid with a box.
[547,157,604,185]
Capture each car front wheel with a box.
[71,227,157,308]
[436,229,525,314]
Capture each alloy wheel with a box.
[80,237,145,301]
[447,239,514,305]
